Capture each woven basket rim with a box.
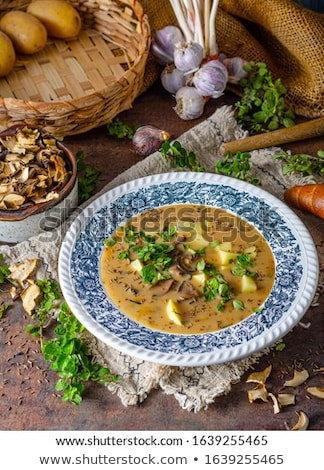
[0,0,151,137]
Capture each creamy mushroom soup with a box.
[100,204,275,334]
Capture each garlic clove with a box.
[132,125,170,157]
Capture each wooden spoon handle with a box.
[220,117,324,155]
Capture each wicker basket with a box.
[0,0,150,138]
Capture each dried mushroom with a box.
[8,258,38,287]
[246,365,272,384]
[277,393,296,407]
[291,411,309,430]
[20,281,41,315]
[247,383,269,403]
[283,369,309,387]
[268,392,280,414]
[306,387,324,399]
[0,126,70,210]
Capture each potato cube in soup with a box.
[130,259,143,273]
[241,275,257,293]
[166,299,184,325]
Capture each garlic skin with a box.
[193,59,228,98]
[161,64,187,94]
[151,25,184,65]
[174,86,205,120]
[173,41,204,73]
[132,125,170,157]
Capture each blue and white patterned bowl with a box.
[58,172,319,366]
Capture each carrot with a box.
[284,183,324,219]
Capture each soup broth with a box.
[101,204,275,334]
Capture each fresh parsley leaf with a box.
[106,118,134,139]
[233,299,245,310]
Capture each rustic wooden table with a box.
[1,82,323,430]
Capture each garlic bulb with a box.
[150,25,184,65]
[173,41,204,73]
[222,57,248,84]
[174,86,205,120]
[132,125,170,157]
[161,64,187,94]
[193,59,228,98]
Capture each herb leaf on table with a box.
[273,149,324,177]
[106,118,134,139]
[76,150,100,203]
[160,140,205,172]
[25,279,119,405]
[215,151,260,185]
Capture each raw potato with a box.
[0,31,16,77]
[27,0,82,39]
[0,11,47,55]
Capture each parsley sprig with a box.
[0,253,10,284]
[235,61,295,133]
[76,150,100,203]
[0,254,11,318]
[215,151,260,185]
[160,140,205,172]
[25,279,119,405]
[106,118,134,139]
[273,149,324,177]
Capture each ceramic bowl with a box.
[59,172,318,366]
[0,126,78,243]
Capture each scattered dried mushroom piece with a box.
[8,258,38,287]
[0,127,71,210]
[247,383,269,403]
[306,387,324,399]
[283,369,309,387]
[20,281,41,316]
[291,411,309,431]
[246,365,272,384]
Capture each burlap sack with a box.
[141,0,324,118]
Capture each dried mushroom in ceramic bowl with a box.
[0,126,72,211]
[0,125,78,243]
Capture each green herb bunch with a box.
[235,61,295,133]
[26,279,119,405]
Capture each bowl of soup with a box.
[58,171,318,366]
